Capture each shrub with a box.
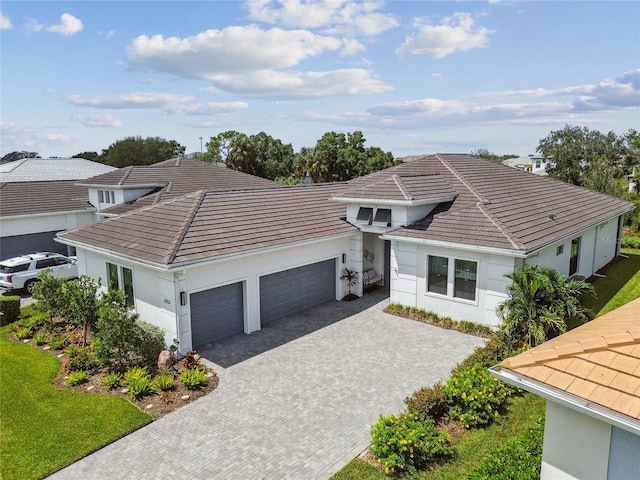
[33,331,48,346]
[66,371,90,386]
[404,381,448,423]
[49,335,66,350]
[123,366,150,385]
[152,373,175,392]
[443,363,516,429]
[15,326,33,340]
[182,350,202,370]
[23,312,50,329]
[0,296,20,325]
[32,269,68,320]
[64,346,100,373]
[101,373,122,390]
[180,368,208,390]
[451,337,508,376]
[137,320,165,366]
[468,418,544,480]
[621,236,640,249]
[370,411,455,475]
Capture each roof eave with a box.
[1,207,96,220]
[490,366,640,436]
[77,182,167,189]
[331,195,456,207]
[379,233,526,257]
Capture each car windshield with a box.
[0,263,30,274]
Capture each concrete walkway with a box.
[48,293,485,480]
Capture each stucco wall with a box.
[541,402,611,480]
[1,211,96,237]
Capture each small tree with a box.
[340,268,358,295]
[61,275,101,346]
[32,269,68,323]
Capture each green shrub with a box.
[444,363,516,429]
[15,326,33,340]
[33,331,48,346]
[137,320,165,366]
[370,411,455,475]
[621,236,640,249]
[123,366,150,385]
[404,381,448,423]
[468,418,544,480]
[180,368,208,390]
[66,371,90,386]
[49,335,66,350]
[64,346,100,373]
[0,296,21,325]
[127,376,153,399]
[101,373,122,390]
[23,312,50,329]
[152,373,175,392]
[451,337,508,376]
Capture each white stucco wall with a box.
[1,211,96,237]
[541,402,612,480]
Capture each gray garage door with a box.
[260,258,336,324]
[190,282,244,349]
[1,231,67,260]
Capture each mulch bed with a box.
[11,335,219,420]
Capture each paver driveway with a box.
[48,292,485,480]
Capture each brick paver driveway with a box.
[48,292,485,480]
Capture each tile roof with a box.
[498,298,640,420]
[81,157,280,215]
[58,183,356,267]
[0,158,115,182]
[333,174,456,203]
[363,154,632,253]
[0,181,91,217]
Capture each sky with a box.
[1,1,639,160]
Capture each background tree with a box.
[536,125,637,191]
[72,151,100,162]
[471,149,518,164]
[100,136,185,167]
[0,151,40,164]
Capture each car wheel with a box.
[25,279,38,295]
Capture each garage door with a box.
[190,282,244,349]
[1,231,67,260]
[260,258,336,324]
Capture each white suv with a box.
[0,252,78,294]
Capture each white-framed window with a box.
[98,190,116,204]
[106,262,135,306]
[427,255,478,302]
[556,245,564,256]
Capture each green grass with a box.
[331,394,545,480]
[0,325,151,480]
[581,248,640,319]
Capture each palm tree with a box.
[497,264,595,351]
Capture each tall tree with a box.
[72,151,100,162]
[536,125,637,190]
[0,151,40,164]
[100,136,185,167]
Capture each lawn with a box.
[331,393,546,480]
[0,324,151,480]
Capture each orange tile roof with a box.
[498,298,640,420]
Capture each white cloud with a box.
[0,11,12,29]
[64,92,194,109]
[46,13,83,36]
[126,25,354,79]
[245,0,398,36]
[98,29,116,39]
[207,68,391,99]
[395,12,493,58]
[26,18,44,34]
[167,102,249,115]
[71,113,122,127]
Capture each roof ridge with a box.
[436,153,488,203]
[118,166,135,186]
[392,174,414,200]
[163,190,207,265]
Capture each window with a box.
[535,160,541,169]
[454,260,477,301]
[373,208,392,227]
[106,262,135,306]
[356,207,373,225]
[107,262,119,290]
[98,190,116,204]
[36,258,58,269]
[427,256,448,295]
[569,237,581,276]
[556,245,564,256]
[98,190,104,203]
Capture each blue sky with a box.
[1,1,639,159]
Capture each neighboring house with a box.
[503,155,549,175]
[491,298,640,480]
[56,154,633,354]
[0,158,116,259]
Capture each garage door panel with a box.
[1,231,67,260]
[190,282,243,348]
[260,259,336,324]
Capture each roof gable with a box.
[0,181,91,217]
[0,158,116,183]
[332,174,456,204]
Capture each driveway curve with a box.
[48,293,485,480]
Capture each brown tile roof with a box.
[357,154,632,253]
[58,183,356,266]
[498,298,640,419]
[0,181,92,217]
[333,174,456,203]
[81,157,280,215]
